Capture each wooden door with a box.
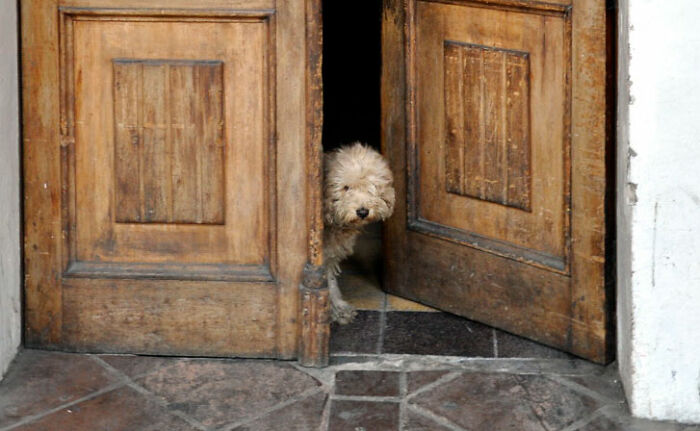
[22,0,327,360]
[382,0,613,363]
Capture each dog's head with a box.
[324,143,395,228]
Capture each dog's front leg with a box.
[328,270,357,324]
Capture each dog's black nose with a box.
[356,208,369,219]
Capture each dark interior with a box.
[322,0,383,152]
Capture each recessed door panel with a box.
[69,17,270,271]
[413,2,570,271]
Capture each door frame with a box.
[298,0,330,367]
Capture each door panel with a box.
[414,2,570,271]
[382,0,612,363]
[70,16,271,271]
[22,1,317,358]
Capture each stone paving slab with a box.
[1,349,697,431]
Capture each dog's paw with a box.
[331,300,357,325]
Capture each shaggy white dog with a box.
[323,143,395,324]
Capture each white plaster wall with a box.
[618,0,700,423]
[0,0,21,380]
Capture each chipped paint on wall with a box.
[618,0,700,423]
[0,0,21,380]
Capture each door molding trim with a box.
[409,218,567,272]
[64,261,275,282]
[403,0,573,274]
[416,0,571,16]
[58,6,276,20]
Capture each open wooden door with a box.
[22,0,328,361]
[382,0,613,363]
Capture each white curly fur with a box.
[323,143,395,324]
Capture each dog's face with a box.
[324,143,395,228]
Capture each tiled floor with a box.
[2,226,698,430]
[1,349,698,431]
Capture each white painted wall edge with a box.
[616,0,634,411]
[618,0,700,423]
[0,0,22,380]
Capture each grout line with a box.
[326,353,605,376]
[547,374,625,406]
[0,381,127,431]
[399,371,408,397]
[289,362,335,431]
[291,362,336,387]
[492,329,499,358]
[218,386,325,431]
[318,371,335,431]
[376,293,388,355]
[398,372,408,430]
[406,371,462,400]
[559,404,613,431]
[319,389,332,431]
[330,394,402,403]
[125,382,211,431]
[330,352,382,357]
[89,355,210,431]
[405,403,468,431]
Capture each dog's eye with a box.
[343,186,350,191]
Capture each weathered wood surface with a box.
[297,0,330,367]
[382,0,612,363]
[113,60,225,225]
[443,42,531,211]
[22,0,320,359]
[62,279,278,356]
[298,264,329,367]
[414,1,569,270]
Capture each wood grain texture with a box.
[70,16,269,266]
[443,42,531,211]
[413,1,569,270]
[419,0,572,14]
[22,0,316,360]
[297,0,330,367]
[401,232,574,349]
[298,264,329,367]
[569,0,611,363]
[22,0,64,346]
[383,0,612,363]
[381,0,411,309]
[61,279,278,356]
[113,60,225,224]
[59,0,276,11]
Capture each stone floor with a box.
[3,227,698,430]
[1,349,698,431]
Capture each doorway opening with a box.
[321,0,390,351]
